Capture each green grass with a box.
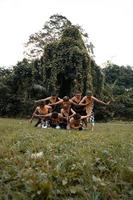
[0,118,133,200]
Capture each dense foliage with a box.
[0,15,133,120]
[101,64,133,120]
[42,25,93,96]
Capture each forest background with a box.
[0,15,133,121]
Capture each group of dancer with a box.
[30,91,110,131]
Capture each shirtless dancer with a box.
[33,112,63,129]
[79,91,110,130]
[68,113,90,130]
[48,96,76,128]
[30,101,52,127]
[70,91,86,115]
[35,93,61,112]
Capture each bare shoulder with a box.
[82,96,87,100]
[70,117,74,122]
[70,96,75,100]
[92,96,98,101]
[58,113,62,118]
[46,105,52,108]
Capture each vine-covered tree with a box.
[25,14,103,97]
[40,25,94,97]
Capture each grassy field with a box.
[0,118,133,200]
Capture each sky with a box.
[0,0,133,68]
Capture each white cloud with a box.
[0,0,133,67]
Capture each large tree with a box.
[24,14,72,60]
[39,25,93,97]
[25,14,103,97]
[25,14,94,60]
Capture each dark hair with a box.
[75,90,82,94]
[51,92,57,97]
[73,113,81,120]
[86,91,92,96]
[75,91,82,96]
[39,101,45,106]
[63,96,69,101]
[51,112,58,118]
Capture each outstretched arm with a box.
[81,114,91,120]
[29,107,38,123]
[33,113,51,118]
[49,99,63,106]
[35,97,51,103]
[92,96,111,105]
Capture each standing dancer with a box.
[79,91,110,130]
